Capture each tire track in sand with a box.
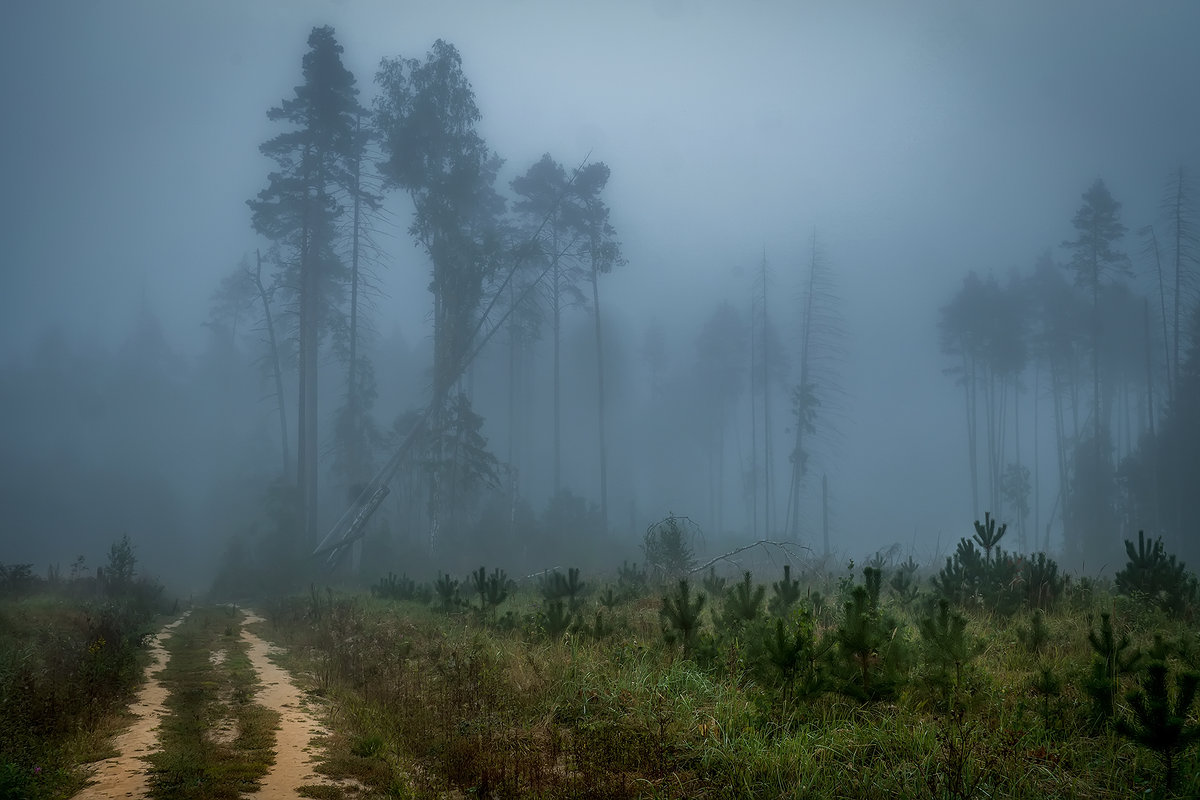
[73,611,190,800]
[240,611,348,798]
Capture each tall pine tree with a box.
[249,26,362,547]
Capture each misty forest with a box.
[4,3,1200,799]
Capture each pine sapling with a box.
[661,579,706,655]
[598,585,621,610]
[1117,660,1200,792]
[1017,609,1051,655]
[1085,612,1142,726]
[1031,666,1063,732]
[702,566,728,596]
[919,598,976,710]
[769,564,803,617]
[541,600,574,640]
[434,573,459,611]
[972,512,1007,564]
[719,571,765,633]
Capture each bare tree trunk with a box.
[590,266,609,531]
[553,250,562,495]
[253,250,290,479]
[822,473,830,558]
[1033,360,1040,550]
[748,291,758,539]
[1172,168,1184,400]
[759,251,773,538]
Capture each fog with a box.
[2,1,1199,592]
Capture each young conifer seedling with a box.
[1117,660,1200,792]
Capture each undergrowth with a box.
[259,543,1200,799]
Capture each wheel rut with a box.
[74,607,353,799]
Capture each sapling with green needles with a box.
[702,566,727,597]
[541,599,574,640]
[1031,666,1063,732]
[719,571,765,633]
[919,598,977,711]
[1085,612,1143,726]
[434,573,459,611]
[972,512,1007,564]
[1117,659,1200,792]
[469,567,511,623]
[660,579,705,655]
[768,564,802,617]
[598,585,621,610]
[889,557,921,610]
[541,567,587,611]
[1116,531,1196,612]
[1017,608,1051,655]
[834,568,908,701]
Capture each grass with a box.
[257,569,1200,800]
[146,605,278,799]
[0,585,163,800]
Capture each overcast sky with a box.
[3,0,1199,559]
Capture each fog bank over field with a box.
[2,1,1199,589]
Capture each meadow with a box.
[255,522,1200,799]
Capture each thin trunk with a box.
[1013,373,1023,551]
[717,424,725,536]
[749,292,758,539]
[967,355,979,517]
[1051,358,1070,551]
[553,247,562,495]
[1173,168,1184,398]
[347,127,365,573]
[1148,227,1173,404]
[788,237,817,540]
[590,266,609,532]
[760,251,772,537]
[507,281,516,469]
[1143,298,1159,534]
[254,250,290,480]
[822,473,830,558]
[1033,360,1040,552]
[348,124,362,485]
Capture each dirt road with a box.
[239,611,345,798]
[74,608,348,799]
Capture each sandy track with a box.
[72,611,189,800]
[240,611,346,798]
[73,608,349,800]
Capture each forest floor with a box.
[72,606,358,800]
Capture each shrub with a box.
[1115,531,1196,613]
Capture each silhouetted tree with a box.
[693,301,748,535]
[1061,178,1129,561]
[248,26,362,545]
[374,39,505,553]
[510,154,585,495]
[572,161,624,532]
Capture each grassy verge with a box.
[147,605,277,799]
[0,588,162,800]
[256,574,1200,800]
